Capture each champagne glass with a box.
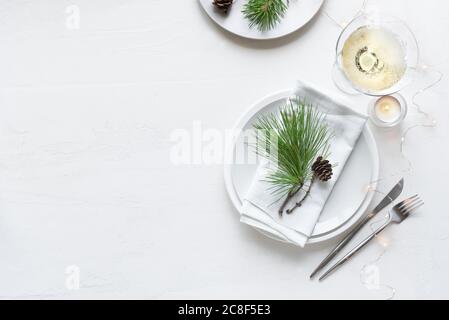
[332,12,419,96]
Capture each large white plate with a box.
[224,90,379,245]
[199,0,324,40]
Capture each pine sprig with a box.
[242,0,289,32]
[253,98,332,215]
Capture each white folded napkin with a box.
[241,81,368,247]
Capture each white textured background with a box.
[0,0,448,299]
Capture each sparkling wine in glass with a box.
[333,13,419,96]
[341,26,407,92]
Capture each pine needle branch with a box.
[252,97,332,215]
[242,0,289,32]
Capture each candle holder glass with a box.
[368,94,408,128]
[332,11,419,96]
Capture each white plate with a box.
[224,90,379,245]
[199,0,324,40]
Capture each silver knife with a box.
[309,178,404,279]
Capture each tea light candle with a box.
[369,94,407,127]
[374,96,401,123]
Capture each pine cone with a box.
[312,156,333,182]
[213,0,233,13]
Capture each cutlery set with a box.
[311,179,424,281]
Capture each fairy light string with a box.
[400,66,443,160]
[360,66,443,299]
[361,209,397,300]
[321,1,443,299]
[359,245,396,300]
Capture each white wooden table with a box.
[0,0,448,299]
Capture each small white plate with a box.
[199,0,324,40]
[224,90,379,245]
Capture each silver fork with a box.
[319,195,424,281]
